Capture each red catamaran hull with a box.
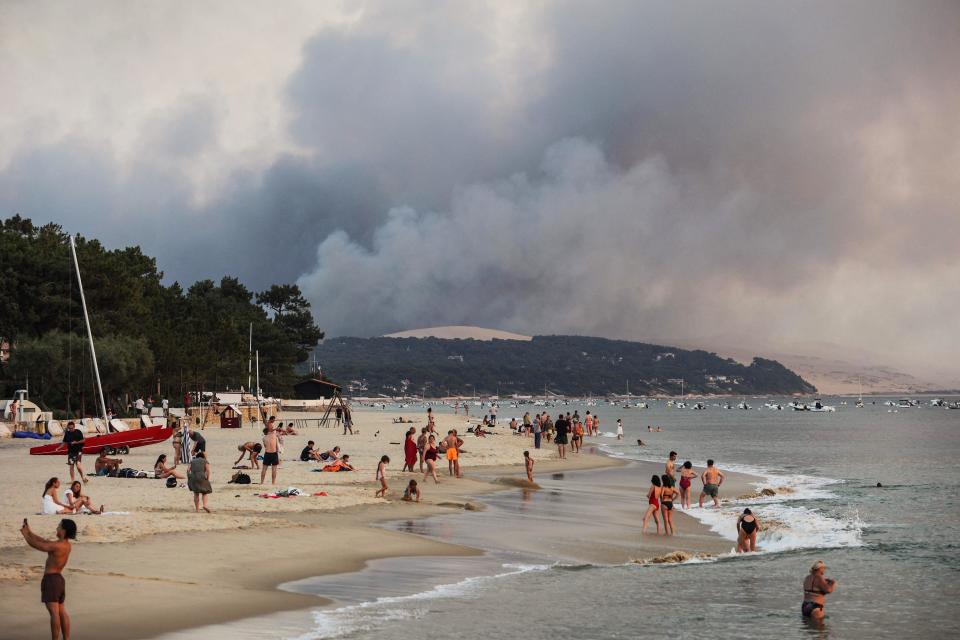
[30,425,174,455]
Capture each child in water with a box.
[402,479,421,502]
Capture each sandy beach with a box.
[0,408,760,639]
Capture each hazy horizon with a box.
[2,1,958,381]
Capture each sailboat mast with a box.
[247,323,252,392]
[69,237,108,424]
[255,349,262,418]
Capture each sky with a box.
[1,1,958,380]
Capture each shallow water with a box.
[158,396,960,639]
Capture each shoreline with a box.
[0,411,758,640]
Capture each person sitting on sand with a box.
[154,454,185,480]
[300,441,317,461]
[64,481,103,514]
[234,442,263,469]
[699,459,725,508]
[737,508,762,553]
[318,446,342,462]
[642,475,662,534]
[375,455,390,498]
[524,450,534,483]
[402,479,421,503]
[94,448,122,476]
[282,422,299,435]
[802,560,837,621]
[474,424,487,438]
[42,478,72,515]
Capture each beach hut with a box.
[220,404,242,428]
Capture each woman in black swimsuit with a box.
[422,435,440,484]
[659,474,677,535]
[802,560,836,621]
[736,508,762,552]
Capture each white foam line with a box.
[290,563,551,640]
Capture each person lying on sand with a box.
[64,481,103,514]
[154,454,185,480]
[94,449,123,476]
[322,454,354,472]
[234,442,263,468]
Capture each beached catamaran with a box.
[30,237,173,456]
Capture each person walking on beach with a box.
[736,508,762,552]
[62,422,86,484]
[524,450,534,483]
[21,517,76,640]
[616,418,624,440]
[342,405,354,435]
[554,413,569,459]
[423,435,440,483]
[659,474,676,535]
[699,459,725,508]
[572,419,584,453]
[187,451,212,512]
[642,475,662,534]
[584,412,593,437]
[802,560,837,621]
[417,427,428,472]
[403,428,418,472]
[375,455,390,497]
[679,461,695,509]
[533,413,542,449]
[593,414,600,436]
[260,423,279,485]
[665,451,677,487]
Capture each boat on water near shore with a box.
[691,402,705,410]
[737,401,752,410]
[809,399,836,412]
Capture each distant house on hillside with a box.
[293,378,342,400]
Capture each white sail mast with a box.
[69,236,109,424]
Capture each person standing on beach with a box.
[523,411,532,436]
[679,461,695,509]
[659,474,676,535]
[260,424,279,485]
[554,413,569,459]
[642,475,662,534]
[665,451,677,488]
[189,431,206,457]
[342,405,354,435]
[533,414,542,449]
[699,459,725,508]
[584,412,593,437]
[417,427,428,472]
[802,560,837,621]
[403,428,418,472]
[593,414,600,436]
[445,430,462,477]
[188,451,212,512]
[375,455,390,497]
[423,435,440,483]
[62,422,86,485]
[21,517,76,640]
[524,450,534,483]
[616,419,624,440]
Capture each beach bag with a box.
[229,472,251,484]
[166,477,177,488]
[118,468,137,478]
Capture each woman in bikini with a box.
[641,475,662,534]
[736,508,762,552]
[155,454,185,480]
[422,435,440,484]
[659,474,677,535]
[679,461,696,509]
[802,560,836,621]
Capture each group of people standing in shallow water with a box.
[642,452,730,536]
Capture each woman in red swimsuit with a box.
[679,461,696,509]
[642,475,662,534]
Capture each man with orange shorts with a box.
[445,430,462,477]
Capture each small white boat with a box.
[675,401,687,409]
[897,399,917,408]
[737,402,752,410]
[930,398,945,407]
[635,402,649,409]
[809,400,836,412]
[691,402,705,410]
[764,402,783,410]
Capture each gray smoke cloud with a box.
[1,1,958,378]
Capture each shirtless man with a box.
[234,442,262,468]
[665,451,677,488]
[445,430,462,478]
[21,518,76,640]
[94,449,122,476]
[699,459,725,508]
[260,424,279,485]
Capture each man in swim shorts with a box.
[445,430,462,477]
[260,423,280,485]
[22,517,76,640]
[699,459,725,508]
[665,451,677,487]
